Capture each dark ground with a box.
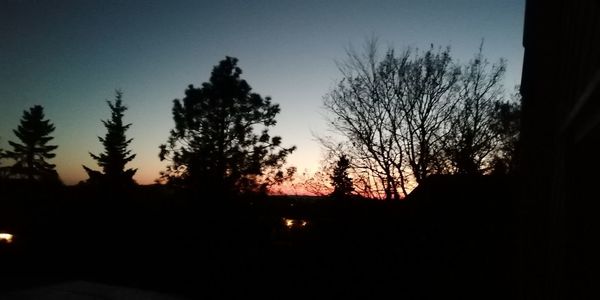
[0,175,518,299]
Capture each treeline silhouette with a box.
[0,51,520,298]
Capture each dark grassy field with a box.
[0,175,518,298]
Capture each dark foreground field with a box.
[0,176,518,299]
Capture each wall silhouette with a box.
[519,0,600,299]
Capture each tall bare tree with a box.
[445,44,507,174]
[323,39,510,198]
[323,39,409,200]
[396,45,461,182]
[490,86,521,174]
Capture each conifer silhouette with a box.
[4,105,59,181]
[159,57,295,195]
[83,90,137,187]
[330,154,354,198]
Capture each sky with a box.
[0,0,525,185]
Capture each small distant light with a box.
[301,221,307,227]
[283,218,294,228]
[0,233,13,244]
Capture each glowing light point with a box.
[284,218,294,228]
[0,233,14,244]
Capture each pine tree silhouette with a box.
[83,90,137,187]
[330,154,354,199]
[4,105,59,181]
[159,57,295,195]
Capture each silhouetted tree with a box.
[323,40,460,198]
[159,57,296,196]
[83,90,137,187]
[323,39,409,200]
[299,168,332,196]
[330,154,354,198]
[445,43,507,174]
[3,105,59,182]
[397,45,461,182]
[324,39,510,198]
[265,166,298,195]
[490,87,521,174]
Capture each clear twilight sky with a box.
[0,0,524,185]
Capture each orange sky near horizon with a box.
[1,0,524,190]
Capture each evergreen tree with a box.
[83,90,137,187]
[4,105,59,181]
[330,154,354,198]
[159,57,296,195]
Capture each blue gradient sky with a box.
[0,0,524,185]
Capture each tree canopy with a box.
[159,56,296,196]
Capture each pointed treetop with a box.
[4,105,59,182]
[83,90,137,187]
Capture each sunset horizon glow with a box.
[0,0,525,188]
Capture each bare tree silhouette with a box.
[490,87,521,174]
[323,38,410,200]
[445,42,507,174]
[323,39,514,198]
[397,45,461,182]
